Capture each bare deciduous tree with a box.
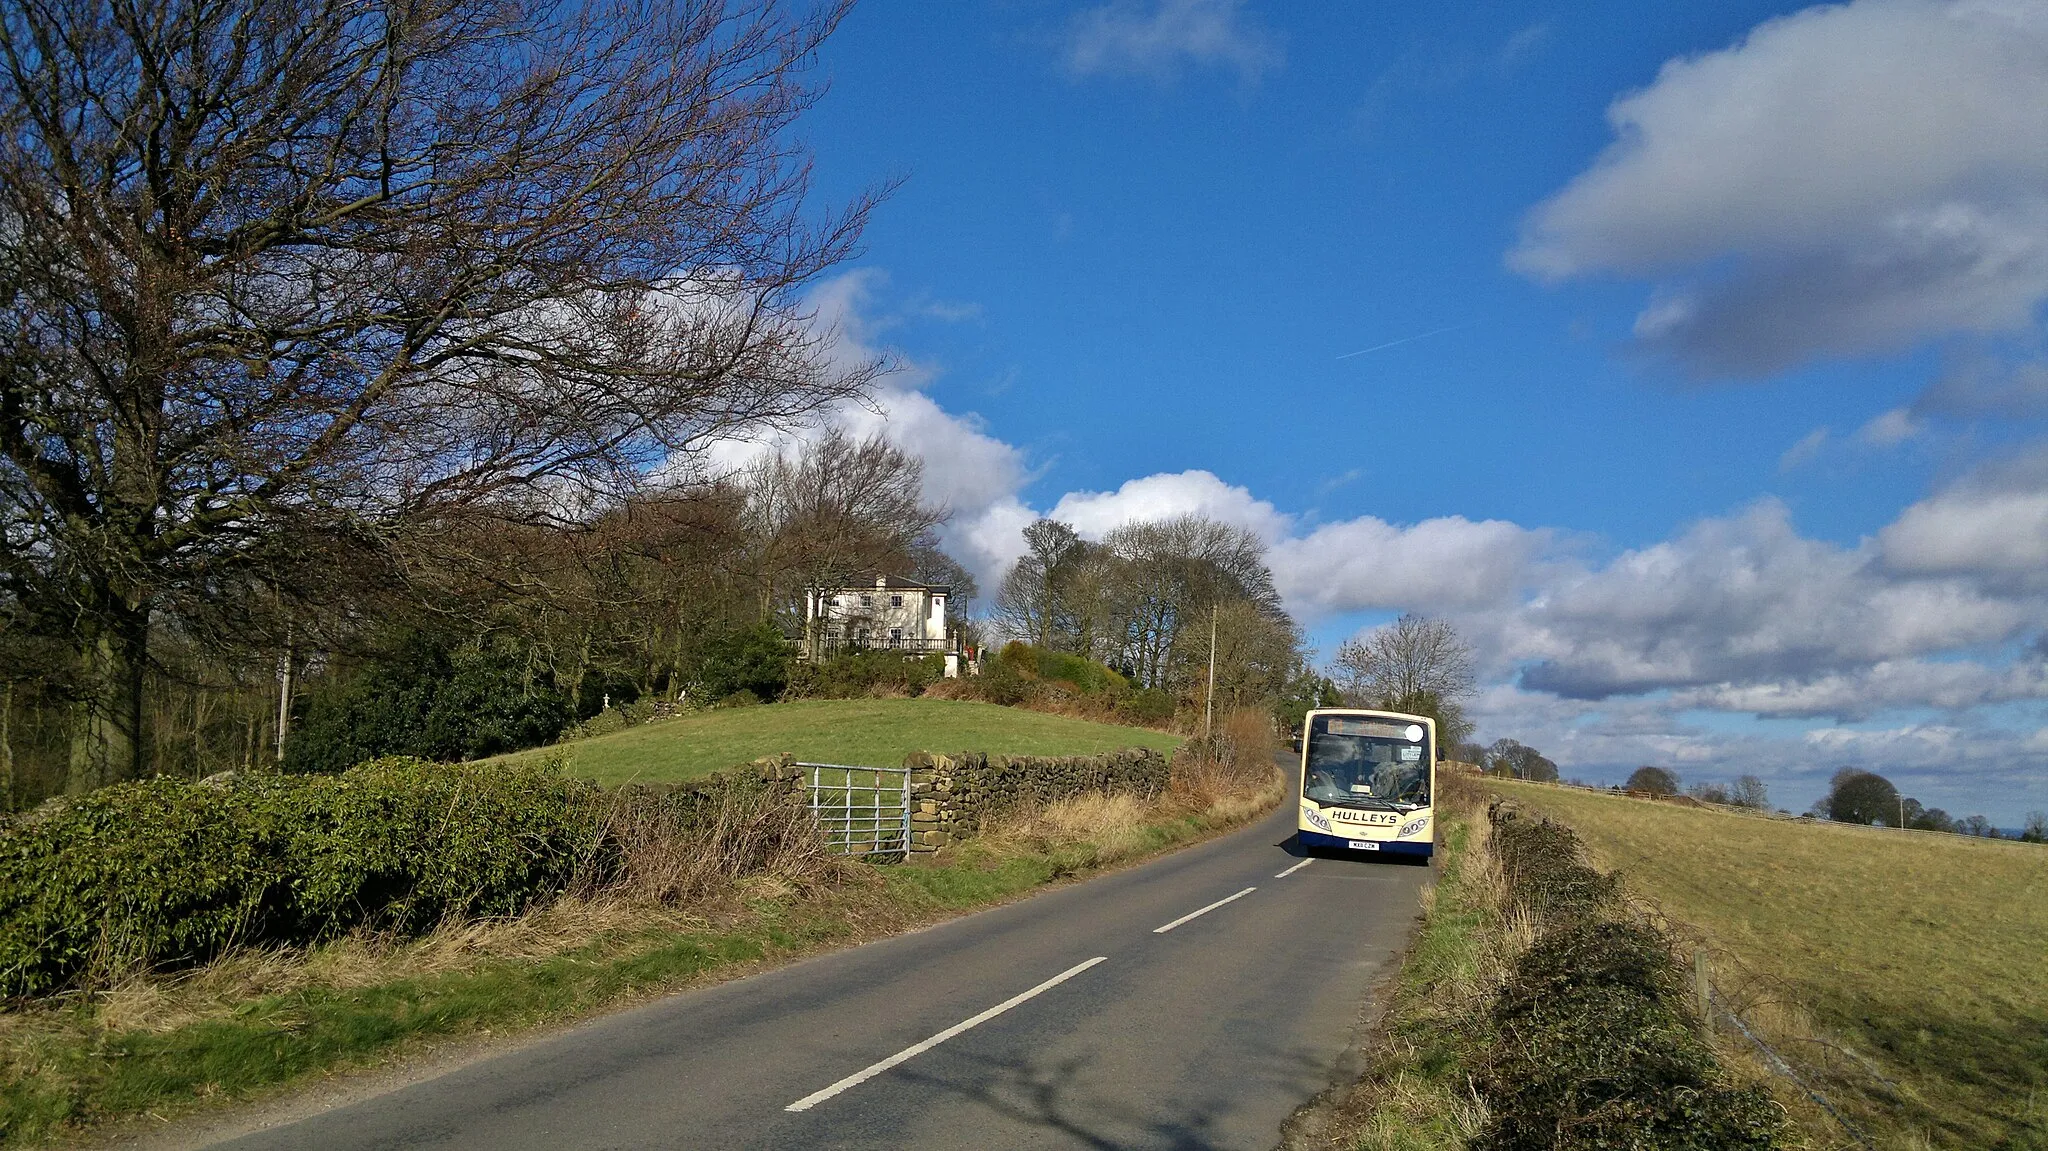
[741,429,946,649]
[1332,614,1476,719]
[0,0,879,789]
[994,518,1086,648]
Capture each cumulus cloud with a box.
[1047,470,1294,543]
[1670,657,2048,720]
[1064,0,1282,84]
[1916,353,2048,419]
[1513,0,2048,376]
[1509,500,2032,698]
[1879,450,2048,586]
[1269,515,1549,618]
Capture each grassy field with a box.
[1489,779,2048,1150]
[491,698,1181,787]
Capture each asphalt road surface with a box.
[214,797,1431,1151]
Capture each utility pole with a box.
[1898,793,1906,831]
[274,626,294,765]
[1204,604,1217,740]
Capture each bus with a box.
[1295,707,1435,861]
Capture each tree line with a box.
[993,516,1307,715]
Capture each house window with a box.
[890,595,903,607]
[933,595,944,609]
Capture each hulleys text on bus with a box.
[1295,708,1435,860]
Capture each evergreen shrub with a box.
[287,636,572,772]
[0,759,602,999]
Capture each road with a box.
[212,797,1431,1151]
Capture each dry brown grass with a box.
[1169,707,1280,806]
[599,781,848,904]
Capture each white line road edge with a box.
[1151,887,1257,934]
[784,956,1110,1113]
[1274,859,1313,878]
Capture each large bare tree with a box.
[740,428,946,650]
[1333,613,1477,746]
[0,0,879,790]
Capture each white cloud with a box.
[1064,0,1282,84]
[1048,470,1294,543]
[1778,426,1830,471]
[1269,515,1549,618]
[1513,0,2048,375]
[1505,500,2032,698]
[1879,454,2048,584]
[1671,657,2048,719]
[1856,407,1922,446]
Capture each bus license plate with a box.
[1349,841,1379,850]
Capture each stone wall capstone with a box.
[904,747,1169,851]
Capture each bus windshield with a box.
[1303,715,1431,810]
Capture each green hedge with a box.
[1475,805,1785,1150]
[0,759,604,999]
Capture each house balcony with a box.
[801,632,956,659]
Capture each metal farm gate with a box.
[800,763,911,855]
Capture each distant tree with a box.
[1824,769,1901,826]
[2021,812,2047,844]
[1487,738,1558,783]
[693,621,797,704]
[1274,664,1343,741]
[1955,814,2001,839]
[994,519,1089,648]
[1729,774,1771,810]
[287,634,571,772]
[1688,781,1731,805]
[1627,766,1681,795]
[1333,615,1476,712]
[1904,802,1956,834]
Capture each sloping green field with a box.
[1489,779,2048,1150]
[494,698,1181,786]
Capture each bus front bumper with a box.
[1298,829,1433,858]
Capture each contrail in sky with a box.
[1334,321,1477,360]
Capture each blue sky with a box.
[768,0,2048,824]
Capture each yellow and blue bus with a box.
[1295,708,1435,861]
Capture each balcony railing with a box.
[800,633,955,658]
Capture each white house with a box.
[802,575,963,670]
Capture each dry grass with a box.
[1169,708,1281,807]
[1488,779,2048,1151]
[599,782,848,904]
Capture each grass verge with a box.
[489,698,1183,786]
[0,775,1279,1148]
[1301,775,1495,1151]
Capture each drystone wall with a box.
[904,747,1170,851]
[606,754,809,829]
